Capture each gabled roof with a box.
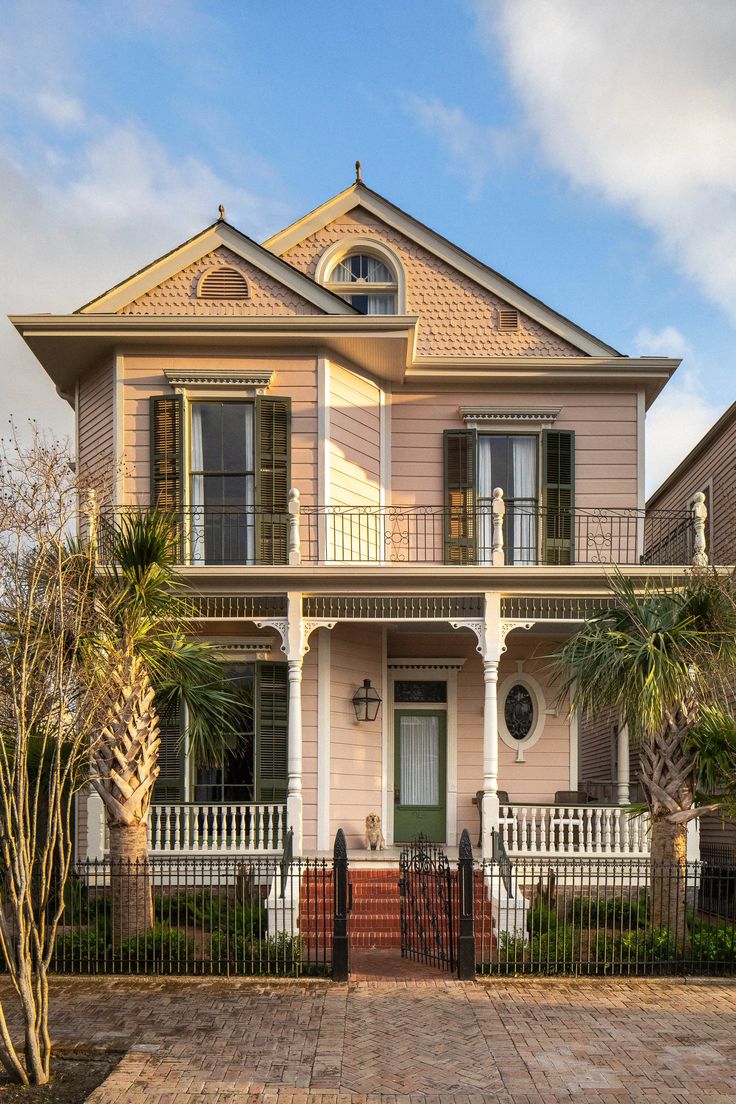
[77,219,359,316]
[263,181,620,358]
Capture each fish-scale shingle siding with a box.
[281,208,584,356]
[117,246,325,316]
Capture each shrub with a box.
[691,921,736,966]
[571,892,645,929]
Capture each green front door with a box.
[393,710,447,843]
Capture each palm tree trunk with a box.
[109,823,152,943]
[649,817,689,937]
[640,714,695,944]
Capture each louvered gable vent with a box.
[198,266,249,300]
[498,307,519,331]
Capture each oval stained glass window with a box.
[504,684,534,741]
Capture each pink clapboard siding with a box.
[329,624,384,849]
[390,388,639,511]
[77,357,114,493]
[328,361,381,507]
[118,354,318,506]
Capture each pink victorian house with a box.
[12,174,707,868]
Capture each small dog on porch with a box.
[364,813,386,851]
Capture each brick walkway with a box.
[4,976,736,1101]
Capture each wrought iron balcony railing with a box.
[95,491,706,569]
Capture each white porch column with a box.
[86,791,106,861]
[482,657,500,859]
[286,591,304,855]
[616,722,630,805]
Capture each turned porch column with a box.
[482,656,501,858]
[286,591,304,854]
[616,721,630,805]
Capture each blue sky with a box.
[1,0,735,492]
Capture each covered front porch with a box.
[79,589,665,863]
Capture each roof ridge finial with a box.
[217,204,226,221]
[355,160,363,185]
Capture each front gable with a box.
[118,245,325,317]
[78,220,356,317]
[266,183,620,358]
[280,206,582,357]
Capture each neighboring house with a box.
[11,175,708,866]
[646,403,736,859]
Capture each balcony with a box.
[98,492,704,569]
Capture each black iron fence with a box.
[50,855,332,977]
[96,503,698,568]
[476,857,736,976]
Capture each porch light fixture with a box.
[352,679,382,722]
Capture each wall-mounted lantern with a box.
[352,678,382,722]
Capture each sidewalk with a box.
[4,975,736,1102]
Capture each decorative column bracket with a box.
[253,616,337,660]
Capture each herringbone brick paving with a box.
[2,975,736,1101]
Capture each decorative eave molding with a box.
[460,406,560,429]
[206,636,275,659]
[387,657,466,671]
[165,367,273,394]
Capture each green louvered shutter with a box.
[255,663,289,802]
[152,696,184,803]
[443,428,477,564]
[255,396,291,565]
[150,395,184,510]
[543,429,575,565]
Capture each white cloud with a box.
[645,368,723,495]
[474,0,736,320]
[0,22,289,439]
[404,94,516,199]
[633,326,690,360]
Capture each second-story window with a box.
[150,394,291,566]
[443,428,575,566]
[190,401,255,565]
[326,252,398,314]
[478,435,537,565]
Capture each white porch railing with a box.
[499,803,650,858]
[147,803,286,854]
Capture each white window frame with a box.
[498,671,546,762]
[315,237,406,313]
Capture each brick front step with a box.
[299,863,497,954]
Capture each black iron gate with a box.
[399,835,456,972]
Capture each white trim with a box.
[461,407,560,430]
[569,708,579,790]
[112,351,124,506]
[80,222,356,316]
[379,383,391,508]
[263,186,619,356]
[165,367,273,393]
[317,355,330,560]
[74,376,80,529]
[498,671,546,762]
[317,628,331,850]
[314,236,407,314]
[387,658,466,671]
[635,393,644,556]
[381,626,389,839]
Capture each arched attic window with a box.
[197,266,249,300]
[324,251,399,314]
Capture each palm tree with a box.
[88,511,241,941]
[551,570,736,931]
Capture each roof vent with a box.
[198,267,249,300]
[498,307,519,331]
